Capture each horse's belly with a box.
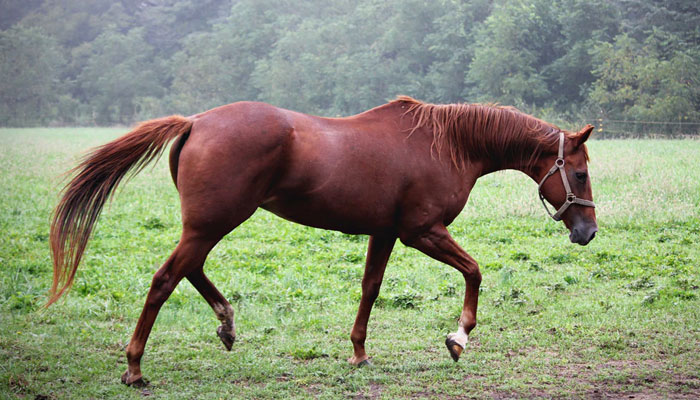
[260,195,396,235]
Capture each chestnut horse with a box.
[49,97,597,386]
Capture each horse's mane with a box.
[392,96,568,171]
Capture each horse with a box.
[49,96,597,386]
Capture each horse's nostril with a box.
[588,230,597,241]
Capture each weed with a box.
[141,216,167,230]
[440,282,457,297]
[288,345,328,360]
[500,267,515,284]
[483,262,503,270]
[8,292,34,311]
[378,289,423,309]
[545,283,566,292]
[625,276,655,290]
[548,253,575,264]
[528,262,542,271]
[494,288,527,306]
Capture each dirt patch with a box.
[354,382,383,399]
[303,383,323,397]
[8,374,29,395]
[673,376,700,390]
[230,377,259,388]
[586,388,700,399]
[560,359,700,399]
[405,358,700,399]
[276,372,292,382]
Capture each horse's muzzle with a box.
[569,224,597,246]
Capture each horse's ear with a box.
[575,124,594,147]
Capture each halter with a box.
[538,131,595,221]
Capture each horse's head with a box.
[535,125,597,245]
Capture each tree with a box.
[466,0,556,107]
[168,0,292,114]
[0,26,65,126]
[78,28,164,124]
[614,0,700,49]
[0,0,43,30]
[424,0,491,104]
[17,0,114,48]
[251,0,443,115]
[589,32,700,123]
[466,0,619,111]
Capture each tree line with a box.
[1,0,698,131]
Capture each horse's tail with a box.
[48,115,193,306]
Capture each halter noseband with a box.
[538,131,595,221]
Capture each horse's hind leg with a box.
[187,269,236,350]
[121,109,285,385]
[121,233,218,386]
[121,171,261,386]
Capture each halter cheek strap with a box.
[538,131,595,221]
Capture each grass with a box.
[1,127,699,399]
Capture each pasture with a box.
[1,128,699,399]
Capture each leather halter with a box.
[538,131,595,221]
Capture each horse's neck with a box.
[472,136,543,182]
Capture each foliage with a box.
[77,28,165,124]
[0,0,699,128]
[0,26,65,126]
[590,32,700,122]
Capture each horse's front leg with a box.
[187,269,236,350]
[401,224,481,362]
[348,234,396,366]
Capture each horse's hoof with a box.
[347,356,371,367]
[445,337,464,362]
[121,370,148,387]
[217,325,235,351]
[357,359,373,368]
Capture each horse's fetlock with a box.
[464,320,477,333]
[125,347,143,364]
[350,331,366,345]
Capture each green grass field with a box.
[1,128,699,399]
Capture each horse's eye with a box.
[575,172,587,183]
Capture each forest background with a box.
[1,0,699,135]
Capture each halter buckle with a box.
[555,158,565,167]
